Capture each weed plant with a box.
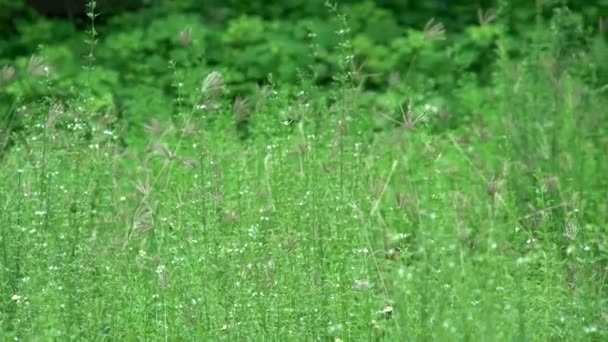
[0,2,607,340]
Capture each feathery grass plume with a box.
[478,8,498,26]
[27,55,53,76]
[201,71,223,96]
[232,96,249,125]
[178,27,192,47]
[144,118,167,135]
[198,71,224,110]
[486,177,501,198]
[381,100,428,131]
[45,102,64,131]
[423,18,445,41]
[0,65,15,86]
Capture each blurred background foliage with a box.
[0,0,606,145]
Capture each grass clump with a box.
[1,2,607,340]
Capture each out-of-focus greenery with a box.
[1,0,606,145]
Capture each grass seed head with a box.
[201,71,223,96]
[178,27,192,47]
[0,64,15,86]
[423,18,445,41]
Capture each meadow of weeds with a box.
[1,1,607,340]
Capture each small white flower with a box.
[353,247,369,255]
[381,305,394,318]
[352,279,371,291]
[328,322,343,334]
[583,326,597,334]
[423,103,439,114]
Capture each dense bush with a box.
[2,1,605,143]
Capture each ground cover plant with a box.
[1,0,607,340]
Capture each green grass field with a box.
[1,2,607,340]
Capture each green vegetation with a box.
[1,0,607,340]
